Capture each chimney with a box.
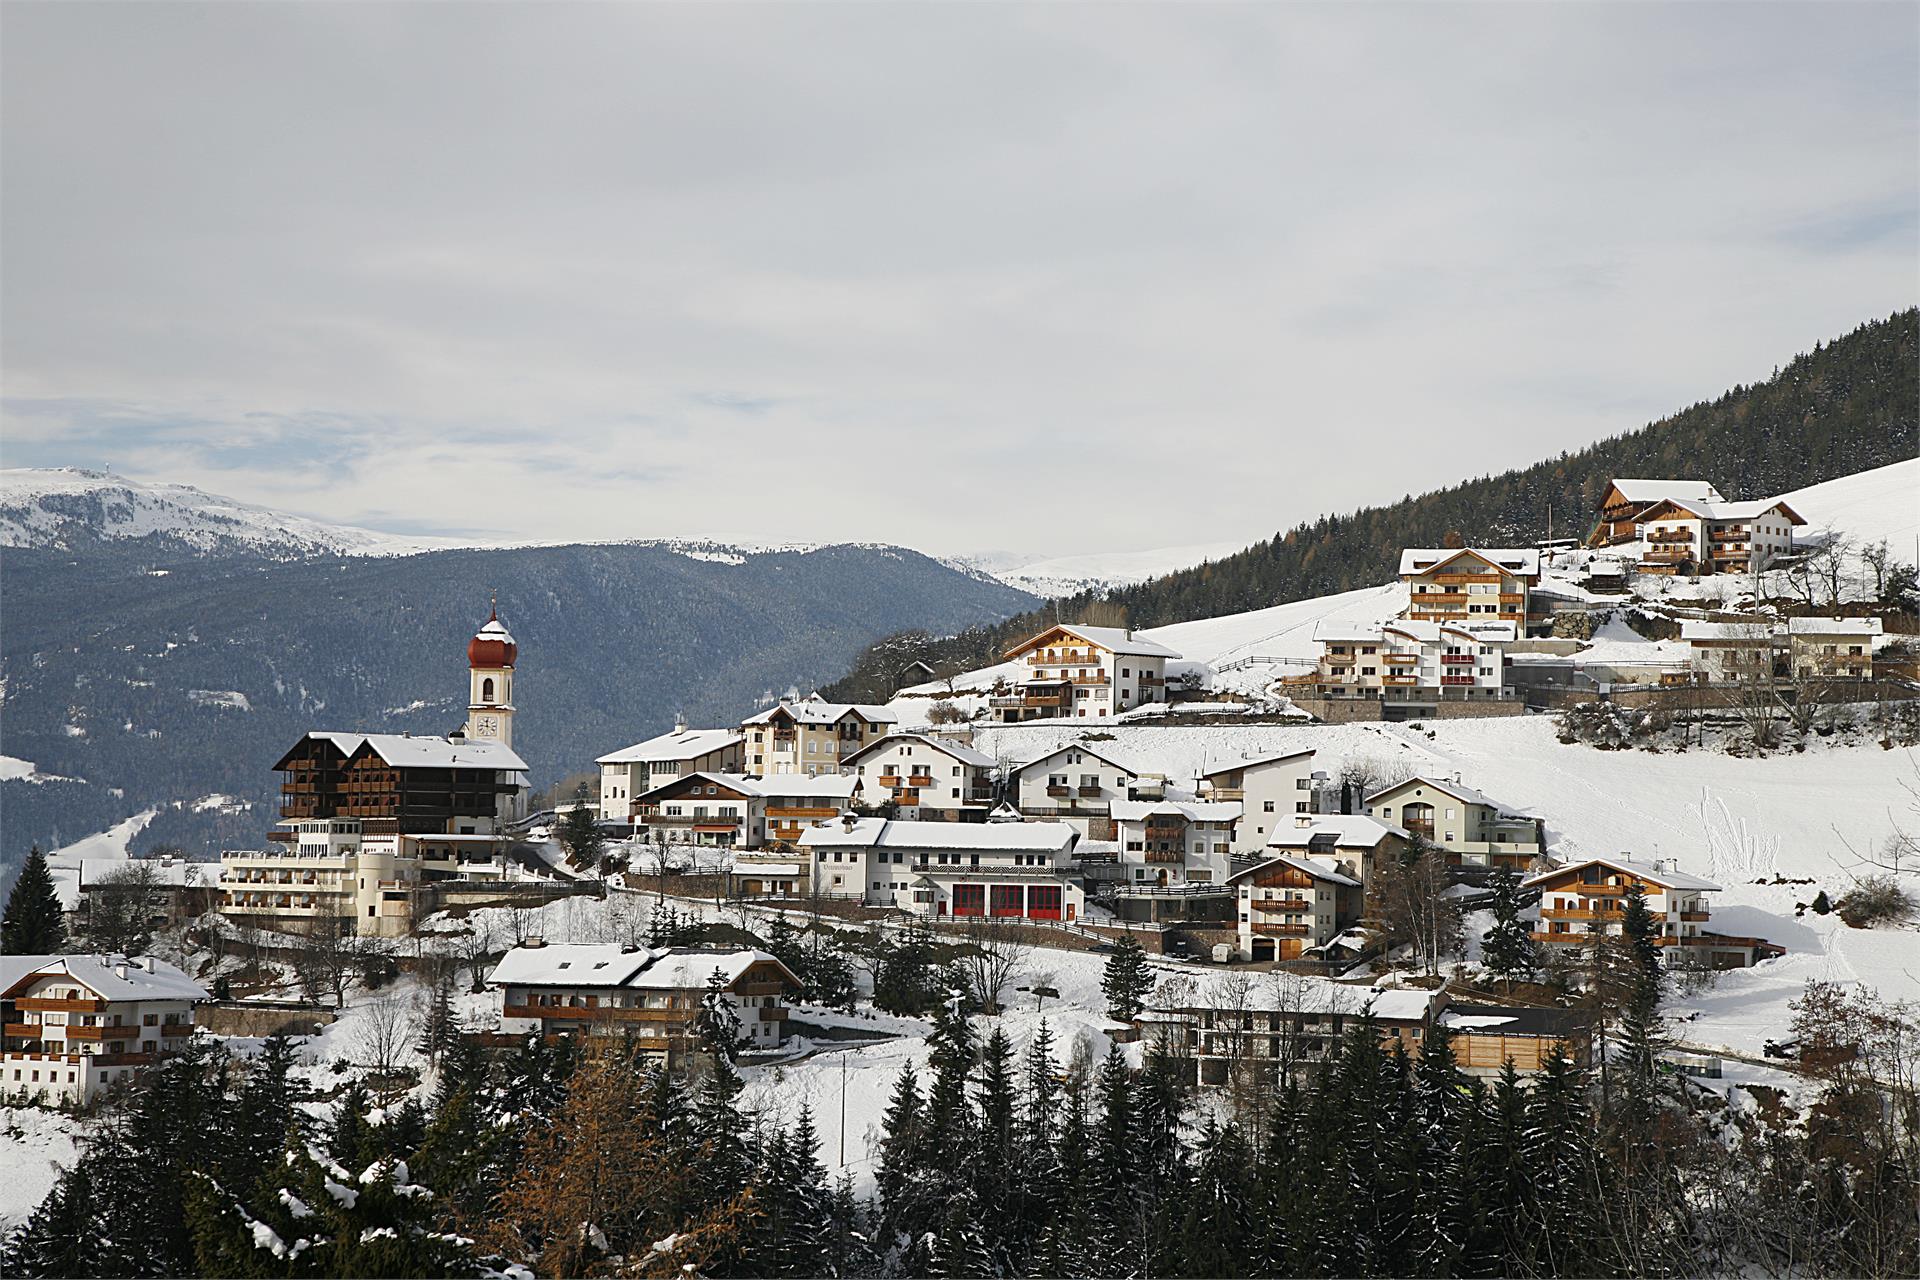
[523,935,546,948]
[115,961,129,980]
[675,712,688,734]
[139,957,156,973]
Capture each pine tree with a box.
[972,1026,1018,1224]
[1091,1045,1140,1268]
[1479,865,1537,987]
[1408,1021,1471,1277]
[3,845,67,954]
[1177,1116,1255,1277]
[1101,933,1155,1022]
[875,1063,926,1248]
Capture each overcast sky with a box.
[2,3,1914,558]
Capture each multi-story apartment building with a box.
[742,697,896,776]
[1525,855,1781,969]
[1198,750,1318,851]
[1679,621,1781,683]
[1399,549,1540,627]
[1111,799,1241,888]
[1226,853,1362,961]
[1151,980,1589,1085]
[1362,776,1545,868]
[491,942,801,1061]
[222,820,526,936]
[1262,814,1413,893]
[1633,498,1806,576]
[797,817,1083,920]
[630,772,858,847]
[1589,478,1726,546]
[1010,742,1150,837]
[1786,616,1882,680]
[1310,619,1514,703]
[842,733,997,821]
[596,724,745,822]
[990,624,1182,723]
[2,954,206,1105]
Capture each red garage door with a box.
[1027,885,1062,920]
[952,884,985,916]
[991,885,1024,917]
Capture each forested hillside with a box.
[0,542,1035,865]
[827,309,1919,700]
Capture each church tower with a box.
[465,605,517,750]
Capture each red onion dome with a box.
[468,615,517,668]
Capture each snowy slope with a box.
[0,468,464,556]
[1776,456,1919,555]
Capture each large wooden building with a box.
[274,730,528,835]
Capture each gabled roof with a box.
[1678,621,1778,643]
[1608,478,1726,505]
[1,954,208,1003]
[635,771,859,805]
[797,817,1077,852]
[1787,616,1885,637]
[1364,774,1505,810]
[1110,799,1242,823]
[1397,548,1541,578]
[488,944,800,992]
[742,697,897,728]
[597,728,744,765]
[1003,623,1182,661]
[277,731,528,772]
[1265,815,1410,850]
[1638,497,1807,525]
[1013,740,1144,779]
[1523,855,1721,893]
[1225,853,1361,887]
[842,732,997,770]
[1201,748,1315,778]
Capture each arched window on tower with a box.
[482,677,495,703]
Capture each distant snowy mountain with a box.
[969,540,1254,598]
[0,467,466,557]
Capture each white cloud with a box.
[2,3,1913,554]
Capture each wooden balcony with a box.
[4,1022,43,1038]
[1143,849,1186,863]
[1078,785,1103,797]
[1642,548,1690,563]
[1383,674,1419,686]
[1647,531,1694,545]
[14,997,106,1014]
[906,775,934,787]
[1252,922,1310,937]
[1441,653,1474,665]
[1417,592,1468,604]
[1384,653,1418,665]
[877,775,902,786]
[1679,910,1710,922]
[1047,785,1071,797]
[1440,675,1476,686]
[503,1003,689,1024]
[1252,898,1312,912]
[1323,655,1356,667]
[1433,572,1499,585]
[1540,906,1621,922]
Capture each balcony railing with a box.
[1440,675,1476,686]
[1441,653,1474,665]
[1252,922,1310,937]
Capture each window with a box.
[1263,800,1275,812]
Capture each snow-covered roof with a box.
[1,953,207,1003]
[489,944,798,991]
[843,733,997,769]
[1225,853,1360,887]
[1313,618,1517,646]
[797,817,1077,852]
[1787,617,1885,637]
[1364,774,1506,811]
[1398,548,1542,578]
[1163,975,1437,1022]
[1110,799,1242,823]
[635,771,859,804]
[741,697,896,727]
[1643,497,1807,525]
[297,730,529,772]
[1265,814,1410,850]
[731,860,802,877]
[597,727,744,765]
[1012,740,1145,778]
[1201,748,1314,777]
[1006,623,1183,660]
[1608,478,1726,505]
[475,616,516,644]
[1523,855,1721,893]
[1678,621,1778,643]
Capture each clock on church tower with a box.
[465,606,517,749]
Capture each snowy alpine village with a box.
[4,5,1919,1279]
[6,453,1920,1278]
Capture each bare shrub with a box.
[1835,875,1917,929]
